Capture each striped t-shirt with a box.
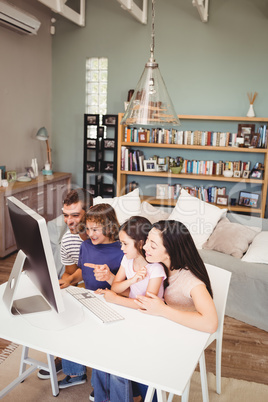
[60,231,83,266]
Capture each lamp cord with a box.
[150,0,155,61]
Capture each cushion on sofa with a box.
[93,188,142,225]
[140,201,170,224]
[202,217,259,258]
[241,231,268,263]
[168,188,227,249]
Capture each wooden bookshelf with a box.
[117,113,268,217]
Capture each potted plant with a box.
[169,157,184,174]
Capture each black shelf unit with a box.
[83,114,118,197]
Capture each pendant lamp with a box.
[121,0,180,128]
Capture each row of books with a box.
[155,183,226,203]
[121,147,253,175]
[124,127,240,147]
[258,125,268,148]
[181,159,251,175]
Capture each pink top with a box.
[121,255,166,299]
[164,268,205,311]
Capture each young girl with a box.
[96,216,166,309]
[58,203,123,390]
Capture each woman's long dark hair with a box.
[152,220,213,298]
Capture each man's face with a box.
[62,202,85,234]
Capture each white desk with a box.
[0,275,210,401]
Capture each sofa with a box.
[49,187,268,332]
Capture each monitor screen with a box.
[4,196,65,315]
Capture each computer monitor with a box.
[3,196,65,315]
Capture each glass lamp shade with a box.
[121,60,180,127]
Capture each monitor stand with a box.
[3,250,51,315]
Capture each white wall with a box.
[0,0,52,175]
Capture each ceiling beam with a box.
[192,0,209,23]
[116,0,148,24]
[38,0,85,26]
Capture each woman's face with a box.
[143,228,170,267]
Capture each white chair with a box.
[160,264,232,402]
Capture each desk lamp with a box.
[36,127,52,175]
[121,0,180,128]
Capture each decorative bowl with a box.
[170,166,182,174]
[223,170,233,178]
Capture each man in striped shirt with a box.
[59,188,93,289]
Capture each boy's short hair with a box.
[86,203,120,242]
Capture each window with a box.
[85,57,108,115]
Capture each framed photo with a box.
[138,131,147,143]
[238,191,259,208]
[242,170,250,178]
[6,170,17,182]
[104,139,115,149]
[250,169,263,179]
[87,162,96,172]
[102,161,114,172]
[156,164,168,172]
[237,123,255,137]
[156,184,169,199]
[102,184,114,196]
[216,195,228,206]
[103,114,117,126]
[243,133,251,147]
[0,165,6,180]
[86,114,99,125]
[87,139,97,149]
[250,133,260,148]
[233,170,241,178]
[143,160,156,172]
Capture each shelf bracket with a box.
[192,0,209,23]
[38,0,85,26]
[116,0,148,24]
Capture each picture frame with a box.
[6,170,17,182]
[243,133,251,147]
[156,184,169,199]
[104,139,115,149]
[86,162,96,172]
[0,165,6,180]
[102,161,114,172]
[87,139,97,149]
[233,170,241,178]
[238,191,259,208]
[250,169,263,179]
[102,183,114,196]
[138,131,147,143]
[237,123,255,137]
[143,159,156,172]
[242,170,250,178]
[250,133,260,148]
[216,195,228,206]
[156,164,168,172]
[103,114,117,126]
[86,114,99,125]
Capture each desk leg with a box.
[199,351,209,402]
[144,387,167,402]
[47,353,59,396]
[181,380,190,402]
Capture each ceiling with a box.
[37,0,209,27]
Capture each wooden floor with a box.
[1,252,268,386]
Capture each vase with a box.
[170,166,182,174]
[247,104,255,118]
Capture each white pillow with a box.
[168,188,227,249]
[93,188,142,225]
[241,232,268,263]
[140,201,170,224]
